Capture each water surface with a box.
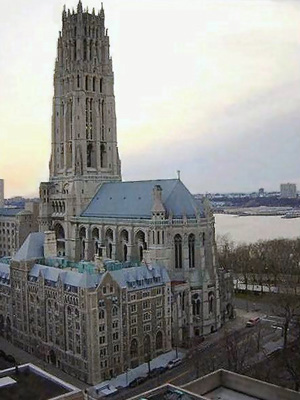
[215,214,300,244]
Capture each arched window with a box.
[174,234,182,269]
[208,291,214,314]
[130,339,138,358]
[79,227,86,260]
[54,223,65,257]
[99,309,105,320]
[92,227,100,256]
[85,75,88,91]
[100,78,103,93]
[188,234,195,268]
[77,74,80,88]
[112,306,118,317]
[156,331,163,350]
[105,228,113,259]
[202,232,205,246]
[93,77,96,91]
[192,294,200,316]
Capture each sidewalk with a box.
[91,349,183,392]
[0,336,88,390]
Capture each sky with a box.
[1,0,300,197]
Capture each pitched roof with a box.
[13,232,45,261]
[29,264,101,289]
[81,179,204,219]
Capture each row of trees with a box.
[217,236,300,348]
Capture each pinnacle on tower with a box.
[77,0,83,13]
[100,2,105,18]
[62,4,66,19]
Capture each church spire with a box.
[77,0,83,13]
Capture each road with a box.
[106,310,282,400]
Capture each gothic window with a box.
[174,234,182,269]
[79,227,86,260]
[157,231,160,245]
[208,292,214,314]
[192,294,200,316]
[188,234,195,268]
[99,309,105,320]
[100,78,103,93]
[105,228,113,259]
[112,306,118,317]
[54,223,65,257]
[77,75,80,88]
[87,143,93,167]
[83,39,87,61]
[100,144,107,168]
[89,41,92,60]
[92,227,100,255]
[202,232,205,246]
[93,77,96,92]
[85,75,88,91]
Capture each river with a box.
[214,214,300,244]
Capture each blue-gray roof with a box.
[81,179,204,219]
[29,264,101,289]
[13,232,45,261]
[0,207,23,217]
[109,264,170,291]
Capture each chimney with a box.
[151,185,166,218]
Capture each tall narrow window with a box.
[87,143,92,167]
[100,144,107,168]
[77,75,80,88]
[83,39,87,61]
[85,76,88,91]
[93,77,96,92]
[100,78,103,93]
[174,234,182,269]
[188,234,195,268]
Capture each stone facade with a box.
[0,235,171,384]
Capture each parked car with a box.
[128,376,147,388]
[246,317,260,327]
[167,358,182,369]
[148,366,167,378]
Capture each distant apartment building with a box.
[280,183,297,198]
[0,201,39,257]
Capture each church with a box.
[0,1,233,384]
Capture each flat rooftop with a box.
[0,363,82,400]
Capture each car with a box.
[246,317,260,327]
[167,358,182,369]
[128,376,147,388]
[148,366,167,378]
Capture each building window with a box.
[174,234,182,269]
[188,233,195,268]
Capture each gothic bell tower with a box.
[39,1,121,255]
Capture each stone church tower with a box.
[39,1,121,255]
